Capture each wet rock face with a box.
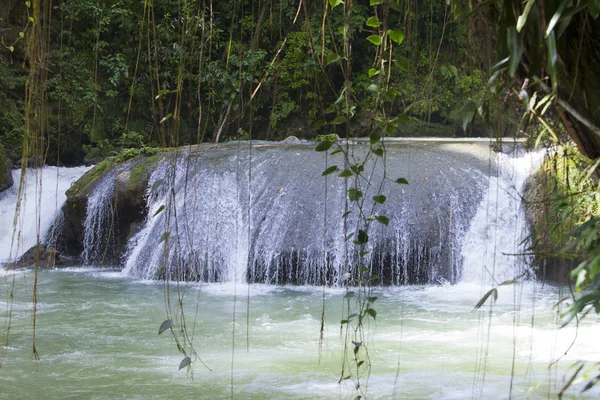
[59,155,160,264]
[5,244,61,270]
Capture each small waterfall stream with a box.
[0,166,89,264]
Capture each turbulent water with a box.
[1,144,599,399]
[122,142,496,285]
[0,270,598,399]
[0,166,89,263]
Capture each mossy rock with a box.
[61,150,164,260]
[524,146,596,282]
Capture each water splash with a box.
[0,166,89,264]
[121,143,492,285]
[460,149,546,284]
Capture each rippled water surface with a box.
[1,269,599,399]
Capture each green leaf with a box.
[342,211,351,218]
[339,169,353,178]
[158,319,172,335]
[366,16,380,28]
[329,0,344,8]
[368,68,380,77]
[322,166,339,176]
[375,215,390,226]
[340,319,349,324]
[160,113,173,124]
[348,188,363,201]
[178,356,191,370]
[395,178,408,184]
[355,230,368,245]
[25,1,31,7]
[153,205,166,217]
[366,308,377,319]
[387,29,405,44]
[473,288,498,310]
[366,35,382,46]
[151,178,165,193]
[547,31,558,92]
[366,83,378,92]
[396,113,410,123]
[344,291,356,298]
[8,46,14,52]
[330,148,343,155]
[370,131,380,145]
[516,0,536,32]
[372,195,386,204]
[19,31,24,38]
[393,57,409,72]
[499,279,517,286]
[373,148,384,157]
[316,140,333,152]
[357,361,364,368]
[367,296,378,303]
[545,0,570,38]
[159,232,170,244]
[590,0,600,19]
[370,0,384,5]
[311,119,326,130]
[506,27,523,77]
[327,52,340,65]
[28,16,34,23]
[331,115,347,124]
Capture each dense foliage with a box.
[0,0,490,164]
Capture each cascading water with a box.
[81,170,118,265]
[460,148,546,284]
[0,166,90,264]
[120,142,498,284]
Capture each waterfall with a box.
[119,142,498,284]
[82,169,118,265]
[460,149,545,284]
[0,166,90,264]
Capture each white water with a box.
[0,166,89,264]
[1,148,600,399]
[461,149,546,284]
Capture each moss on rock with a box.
[524,146,597,281]
[0,143,14,192]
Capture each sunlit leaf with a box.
[395,178,408,184]
[387,29,404,45]
[329,0,344,8]
[545,0,570,38]
[366,16,380,28]
[366,35,382,46]
[368,68,380,78]
[516,0,536,32]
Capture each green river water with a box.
[1,268,598,399]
